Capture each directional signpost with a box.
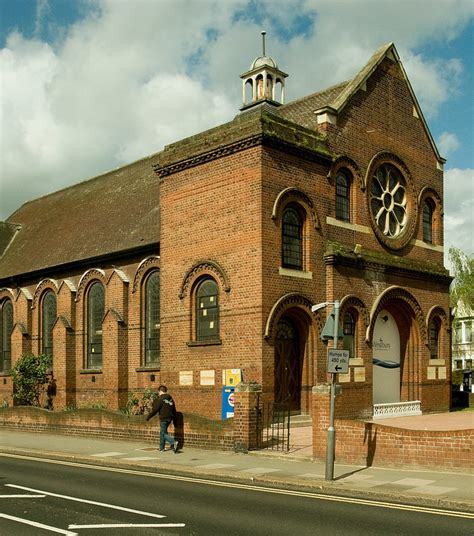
[327,349,349,374]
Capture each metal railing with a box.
[256,398,291,451]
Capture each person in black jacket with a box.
[146,385,178,452]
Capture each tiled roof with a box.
[277,81,349,129]
[0,155,160,281]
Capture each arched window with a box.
[1,300,13,372]
[41,290,57,357]
[429,317,440,359]
[423,199,434,243]
[343,312,356,358]
[282,206,303,270]
[87,282,104,369]
[144,271,160,366]
[196,278,219,342]
[336,171,350,221]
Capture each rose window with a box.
[369,164,407,238]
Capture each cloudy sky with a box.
[1,0,473,268]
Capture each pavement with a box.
[0,421,473,513]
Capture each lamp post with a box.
[311,299,340,481]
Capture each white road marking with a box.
[0,494,46,498]
[6,484,166,519]
[2,453,473,520]
[90,452,126,457]
[69,523,185,529]
[0,513,77,535]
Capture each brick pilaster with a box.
[233,381,262,453]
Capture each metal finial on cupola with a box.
[239,31,288,111]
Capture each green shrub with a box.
[11,353,52,406]
[125,388,158,415]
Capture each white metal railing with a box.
[373,400,422,419]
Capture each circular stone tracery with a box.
[370,164,407,239]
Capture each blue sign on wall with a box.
[221,386,235,420]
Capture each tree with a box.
[11,353,52,406]
[449,247,474,312]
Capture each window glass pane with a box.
[145,271,160,366]
[196,279,219,341]
[429,319,439,359]
[336,172,350,221]
[423,201,433,243]
[343,312,355,358]
[87,283,104,368]
[42,291,57,357]
[282,207,302,269]
[1,301,13,372]
[465,322,472,343]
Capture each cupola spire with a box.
[240,31,288,111]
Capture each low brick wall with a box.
[0,407,235,451]
[313,418,473,471]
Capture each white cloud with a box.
[437,132,460,158]
[444,168,474,268]
[1,0,473,221]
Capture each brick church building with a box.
[0,42,451,421]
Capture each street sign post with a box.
[327,349,349,374]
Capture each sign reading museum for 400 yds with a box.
[327,349,349,374]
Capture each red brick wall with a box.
[312,388,471,470]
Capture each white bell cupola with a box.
[240,31,288,111]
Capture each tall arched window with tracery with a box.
[86,282,104,369]
[196,278,219,342]
[144,271,160,366]
[1,300,13,373]
[41,290,57,357]
[282,205,303,270]
[336,171,351,222]
[423,199,434,243]
[429,317,441,359]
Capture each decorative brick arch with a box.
[366,286,426,343]
[179,260,230,300]
[76,269,107,302]
[418,187,443,215]
[426,305,449,344]
[272,187,320,229]
[264,292,316,341]
[132,256,160,293]
[32,279,59,309]
[426,305,448,329]
[0,288,15,302]
[340,295,369,328]
[328,156,363,191]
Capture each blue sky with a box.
[0,0,473,265]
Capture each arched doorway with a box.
[372,309,401,404]
[274,317,303,411]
